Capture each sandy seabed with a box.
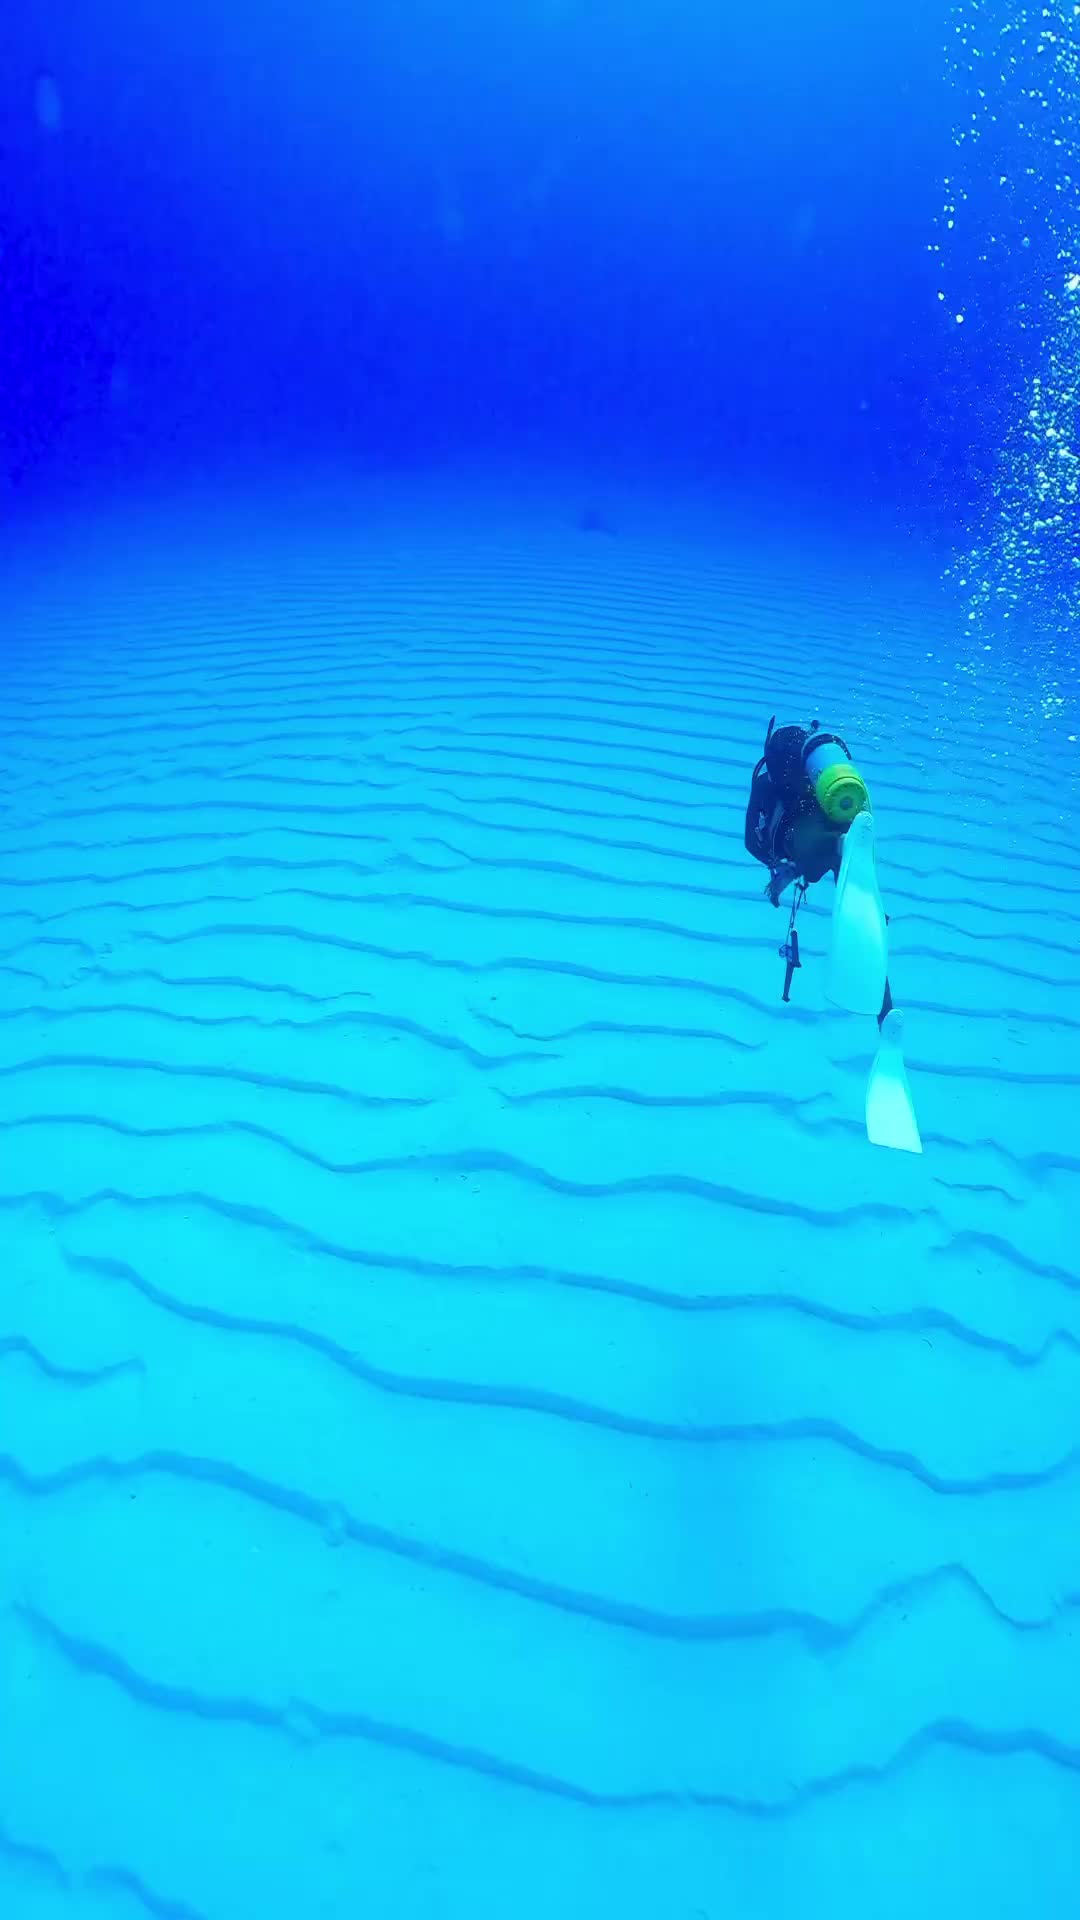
[0,475,1077,1920]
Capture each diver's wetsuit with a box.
[744,721,845,892]
[744,718,893,1028]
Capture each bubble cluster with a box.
[939,0,1080,715]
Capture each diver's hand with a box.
[766,862,799,907]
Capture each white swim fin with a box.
[827,810,888,1016]
[866,1008,922,1154]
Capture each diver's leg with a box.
[834,857,893,1028]
[826,812,888,1016]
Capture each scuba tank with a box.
[804,732,870,824]
[763,717,870,824]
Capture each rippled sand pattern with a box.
[1,507,1078,1918]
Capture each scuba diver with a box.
[744,716,921,1153]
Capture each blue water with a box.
[2,6,1079,1918]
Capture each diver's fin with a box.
[826,809,888,1015]
[866,1008,922,1154]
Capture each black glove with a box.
[766,861,799,907]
